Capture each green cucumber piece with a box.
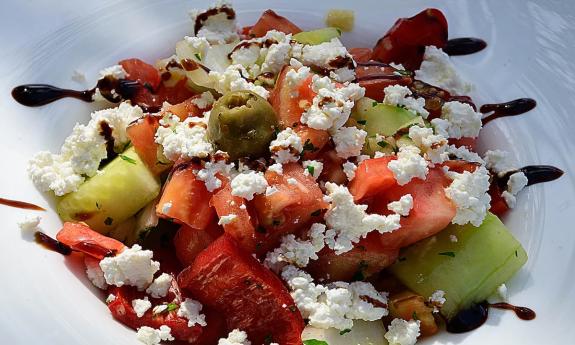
[325,9,355,32]
[390,212,528,319]
[57,147,161,234]
[293,27,341,45]
[302,320,387,345]
[352,98,424,137]
[363,136,396,157]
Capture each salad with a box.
[12,2,564,345]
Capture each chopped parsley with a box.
[307,165,315,176]
[194,53,202,61]
[372,101,378,107]
[377,140,389,148]
[412,311,419,320]
[119,155,137,164]
[301,139,317,156]
[166,303,178,312]
[339,329,351,335]
[303,340,328,345]
[438,251,456,258]
[357,119,367,125]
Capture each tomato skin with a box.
[126,115,170,175]
[448,137,477,151]
[370,167,456,249]
[157,162,216,230]
[56,222,125,259]
[318,148,348,185]
[349,48,373,63]
[307,233,399,282]
[162,95,207,120]
[372,8,448,70]
[119,58,162,91]
[349,157,397,202]
[249,9,302,37]
[173,222,223,267]
[488,180,510,217]
[356,64,412,102]
[178,235,304,345]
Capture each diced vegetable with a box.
[56,222,125,259]
[178,235,304,345]
[348,156,396,202]
[120,58,162,91]
[248,9,302,37]
[57,147,161,233]
[349,47,373,63]
[388,290,438,336]
[301,320,387,345]
[390,212,528,319]
[356,65,412,102]
[325,9,355,32]
[293,27,342,45]
[173,222,223,266]
[126,115,171,176]
[352,98,424,137]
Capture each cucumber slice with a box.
[390,213,528,319]
[302,320,387,345]
[352,98,424,137]
[293,27,341,45]
[57,147,161,234]
[363,136,396,157]
[326,9,355,32]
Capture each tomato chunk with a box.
[173,221,223,267]
[372,9,448,70]
[56,222,125,259]
[157,162,215,230]
[349,157,397,202]
[119,58,162,91]
[126,115,170,175]
[162,95,207,120]
[178,235,304,345]
[349,48,373,63]
[249,9,302,37]
[356,63,413,102]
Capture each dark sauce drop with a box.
[519,165,564,186]
[446,301,536,334]
[444,37,488,56]
[34,231,72,255]
[480,98,537,125]
[490,302,536,320]
[0,197,45,211]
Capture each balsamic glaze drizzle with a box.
[0,197,45,211]
[34,231,72,255]
[444,37,488,56]
[480,98,537,125]
[446,301,536,334]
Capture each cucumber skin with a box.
[390,213,528,319]
[352,98,424,137]
[57,147,161,234]
[293,27,341,45]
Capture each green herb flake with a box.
[303,340,329,345]
[104,217,113,226]
[339,329,351,335]
[166,303,179,312]
[357,120,367,125]
[377,140,389,148]
[311,209,322,217]
[438,251,456,258]
[515,250,518,257]
[301,139,317,156]
[307,165,315,176]
[194,53,202,61]
[119,155,137,164]
[412,311,419,320]
[95,202,101,210]
[372,101,378,107]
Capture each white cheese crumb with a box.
[323,182,401,254]
[447,144,484,164]
[218,329,251,345]
[428,290,446,310]
[387,146,429,186]
[295,38,356,82]
[264,223,326,272]
[342,161,358,181]
[286,63,311,88]
[287,177,298,185]
[431,101,482,139]
[155,115,214,161]
[85,257,108,290]
[136,325,174,345]
[209,64,269,99]
[152,304,168,315]
[415,45,472,95]
[387,194,414,217]
[177,298,207,327]
[302,160,323,179]
[408,125,448,163]
[384,318,421,345]
[497,283,508,302]
[190,3,238,44]
[145,273,172,298]
[444,166,491,226]
[504,172,528,209]
[18,215,41,238]
[333,126,367,159]
[383,85,429,118]
[191,91,215,109]
[196,159,235,192]
[99,64,127,79]
[132,297,152,318]
[106,294,116,304]
[483,149,516,175]
[265,185,279,196]
[269,127,303,164]
[99,244,160,291]
[218,214,238,225]
[268,163,284,175]
[230,171,269,201]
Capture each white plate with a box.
[1,0,574,344]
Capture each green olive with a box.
[208,91,278,160]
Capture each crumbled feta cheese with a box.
[177,298,207,327]
[497,283,508,301]
[483,150,515,175]
[155,115,214,161]
[431,101,482,139]
[191,91,215,109]
[295,38,356,82]
[85,257,108,290]
[501,191,517,209]
[387,146,429,186]
[285,178,297,186]
[383,85,429,118]
[230,31,293,78]
[302,160,323,179]
[261,37,292,74]
[408,125,448,163]
[389,62,405,71]
[89,102,143,150]
[18,215,41,238]
[286,63,311,88]
[99,64,127,79]
[333,126,367,159]
[281,265,388,330]
[99,244,160,291]
[218,329,251,345]
[161,201,172,215]
[428,290,446,311]
[209,64,269,99]
[384,318,421,345]
[415,46,472,95]
[218,214,238,225]
[230,171,269,201]
[264,223,326,271]
[267,163,284,175]
[265,185,279,196]
[447,144,484,164]
[60,123,107,176]
[269,128,303,163]
[196,159,235,192]
[507,171,528,195]
[323,183,401,254]
[145,273,172,298]
[106,294,116,304]
[190,2,238,44]
[342,161,357,181]
[300,75,365,132]
[444,166,491,226]
[136,325,174,345]
[152,304,168,315]
[133,297,152,318]
[183,36,211,60]
[387,194,414,217]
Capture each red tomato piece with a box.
[370,167,456,249]
[157,162,215,230]
[448,137,477,151]
[349,156,397,202]
[372,9,448,70]
[156,78,198,107]
[126,115,170,175]
[119,58,162,91]
[249,9,302,37]
[162,95,207,120]
[307,233,399,282]
[56,222,125,259]
[174,221,224,267]
[177,235,304,345]
[318,147,348,185]
[488,182,509,217]
[356,63,413,102]
[349,48,373,63]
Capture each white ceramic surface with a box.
[1,0,574,344]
